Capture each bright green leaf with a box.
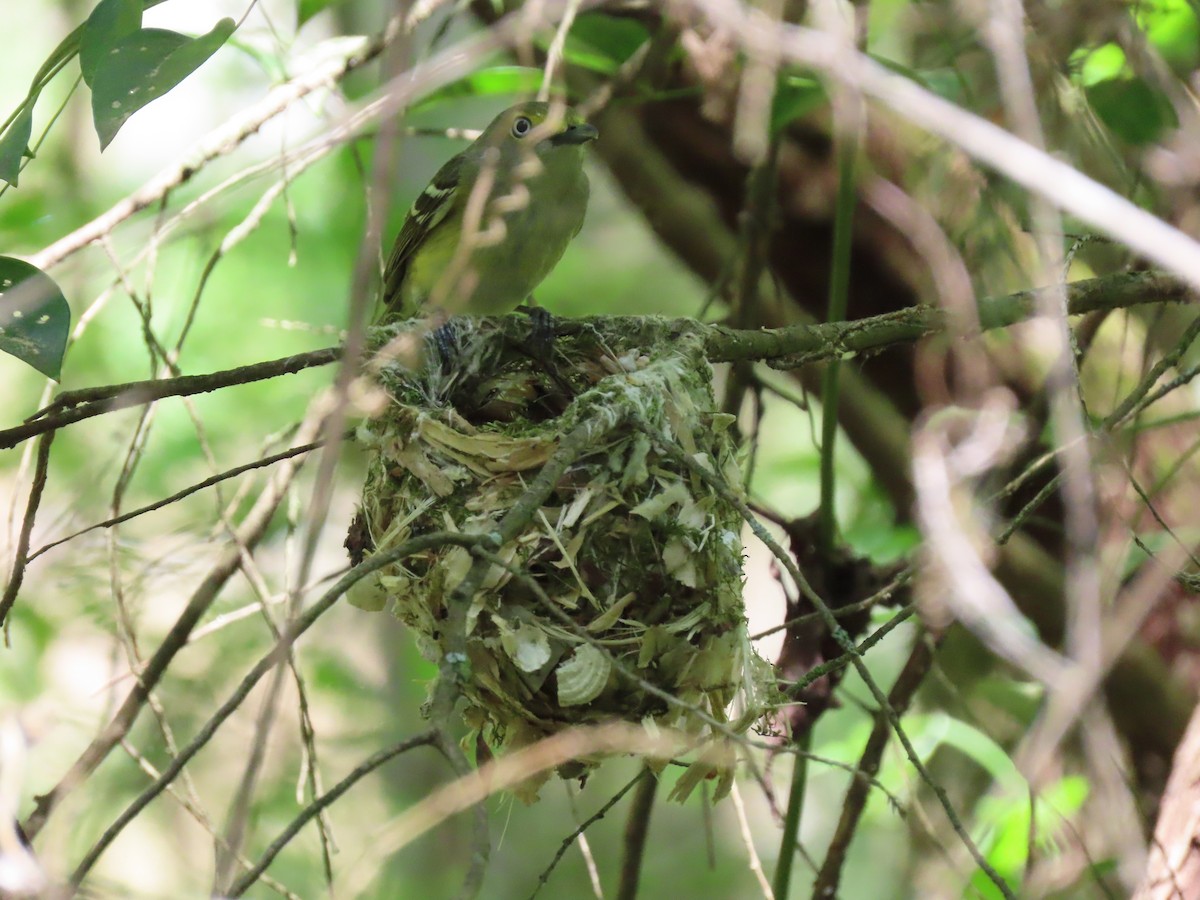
[90,18,236,150]
[771,74,826,134]
[299,0,353,26]
[1137,0,1200,74]
[0,257,70,379]
[972,774,1091,899]
[415,67,546,109]
[0,104,34,187]
[559,44,624,76]
[79,0,143,87]
[571,13,649,60]
[1077,43,1129,87]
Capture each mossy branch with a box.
[0,271,1186,453]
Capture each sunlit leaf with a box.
[79,0,142,87]
[415,67,545,108]
[0,104,34,187]
[1076,43,1129,87]
[972,775,1091,899]
[299,0,353,25]
[90,18,236,150]
[1137,0,1200,74]
[0,257,70,379]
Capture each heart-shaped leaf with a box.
[90,18,236,150]
[80,0,143,87]
[0,257,70,380]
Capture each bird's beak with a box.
[550,123,599,146]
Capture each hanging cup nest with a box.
[346,316,776,798]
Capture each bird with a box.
[379,100,598,322]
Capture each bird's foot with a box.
[429,318,462,377]
[518,304,557,360]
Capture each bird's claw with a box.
[519,305,556,360]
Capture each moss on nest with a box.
[347,317,775,798]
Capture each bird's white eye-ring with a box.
[511,116,533,138]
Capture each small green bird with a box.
[380,101,598,321]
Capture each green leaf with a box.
[0,104,34,187]
[771,74,826,134]
[0,257,70,379]
[1075,43,1129,87]
[299,0,352,26]
[1086,77,1177,145]
[1137,0,1200,74]
[415,67,546,108]
[560,13,650,75]
[90,18,236,150]
[867,54,965,103]
[80,0,143,87]
[572,14,649,61]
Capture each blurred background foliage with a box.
[1,0,1199,897]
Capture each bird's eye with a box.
[511,116,533,138]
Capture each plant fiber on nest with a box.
[346,318,775,799]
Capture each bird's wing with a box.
[381,151,466,312]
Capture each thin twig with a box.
[27,21,403,274]
[26,440,326,562]
[656,437,1015,898]
[528,770,648,899]
[1,271,1185,454]
[687,0,1200,288]
[730,781,774,900]
[65,530,485,886]
[226,731,440,897]
[24,413,327,841]
[2,348,340,450]
[0,431,54,633]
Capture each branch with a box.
[0,348,340,450]
[528,770,648,898]
[0,432,54,631]
[3,271,1184,453]
[27,439,326,562]
[697,270,1192,367]
[812,634,936,897]
[226,731,440,897]
[22,415,328,841]
[687,0,1200,289]
[65,531,485,886]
